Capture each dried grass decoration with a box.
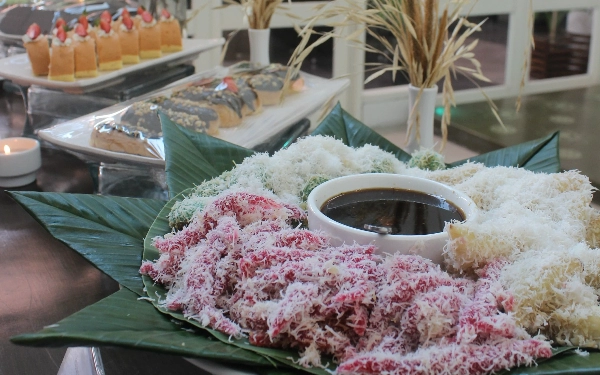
[222,0,285,29]
[289,0,500,151]
[220,0,294,65]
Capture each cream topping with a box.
[73,33,91,42]
[22,34,44,43]
[119,23,134,32]
[97,28,115,38]
[52,37,72,46]
[141,19,157,28]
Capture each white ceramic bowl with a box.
[307,173,478,264]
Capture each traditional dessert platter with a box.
[139,135,600,374]
[22,7,182,82]
[89,63,306,158]
[10,110,600,374]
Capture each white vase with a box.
[406,84,439,155]
[248,28,270,67]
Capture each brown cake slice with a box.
[118,13,140,64]
[96,19,123,71]
[152,97,220,133]
[138,11,162,59]
[234,77,262,116]
[261,63,305,93]
[172,77,246,128]
[246,73,284,106]
[48,28,74,82]
[90,100,220,158]
[73,24,98,78]
[22,23,50,76]
[159,9,182,52]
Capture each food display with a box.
[73,24,97,78]
[236,63,305,105]
[138,11,162,59]
[139,136,600,374]
[89,64,305,157]
[159,9,183,52]
[48,27,74,82]
[96,17,123,71]
[22,23,50,76]
[118,10,140,64]
[20,7,183,80]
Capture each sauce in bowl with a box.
[321,188,464,235]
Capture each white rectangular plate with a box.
[38,70,350,166]
[0,38,225,93]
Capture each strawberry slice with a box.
[75,23,88,37]
[137,6,145,15]
[161,8,171,19]
[122,14,133,30]
[54,18,66,30]
[223,76,239,93]
[78,14,89,29]
[56,26,67,43]
[100,10,112,23]
[26,23,41,40]
[99,19,111,34]
[141,11,153,23]
[121,8,130,18]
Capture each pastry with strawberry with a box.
[52,18,75,39]
[100,10,112,24]
[52,18,66,36]
[138,10,161,59]
[159,8,182,52]
[77,12,96,41]
[113,7,131,32]
[48,27,74,81]
[118,11,139,64]
[73,23,98,78]
[96,18,123,70]
[133,6,145,29]
[22,23,50,76]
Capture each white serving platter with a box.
[38,69,350,166]
[0,38,225,93]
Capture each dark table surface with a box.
[439,85,600,204]
[0,89,212,374]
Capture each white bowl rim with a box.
[307,173,477,241]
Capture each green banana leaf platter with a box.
[9,104,599,374]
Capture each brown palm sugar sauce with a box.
[320,188,464,235]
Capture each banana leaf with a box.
[160,112,255,198]
[7,192,163,296]
[497,349,600,374]
[311,103,413,163]
[11,288,274,367]
[448,131,561,173]
[312,103,561,173]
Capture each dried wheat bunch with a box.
[288,0,502,150]
[222,0,285,29]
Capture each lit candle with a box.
[0,137,42,187]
